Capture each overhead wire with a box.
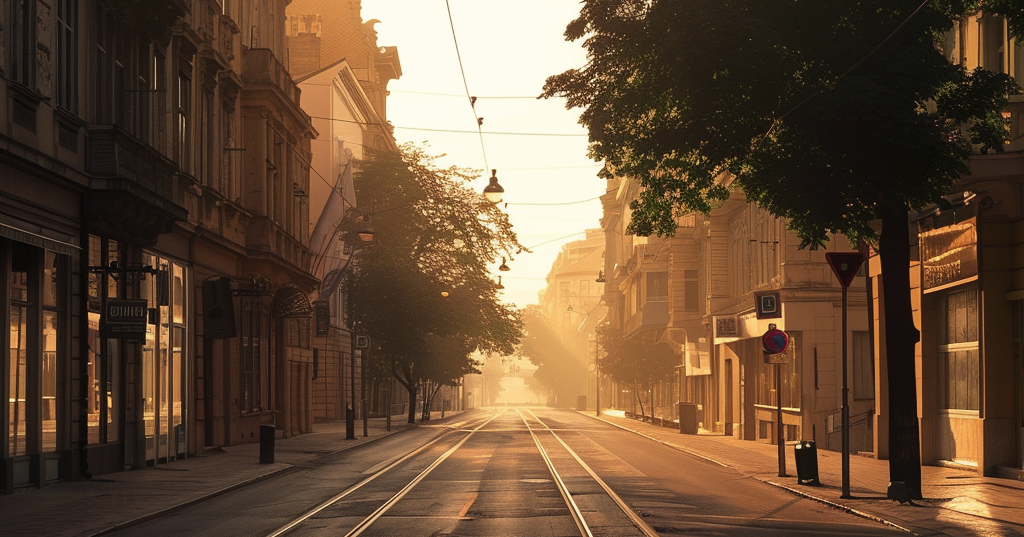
[445,0,490,171]
[306,115,586,137]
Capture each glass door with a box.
[142,255,190,464]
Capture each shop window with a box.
[5,243,66,458]
[9,270,29,457]
[86,235,120,445]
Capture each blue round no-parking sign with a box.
[762,326,790,354]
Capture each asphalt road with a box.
[109,407,904,536]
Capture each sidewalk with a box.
[1,416,423,537]
[592,410,1024,537]
[3,409,1023,537]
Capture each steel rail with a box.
[523,409,660,537]
[265,411,501,537]
[517,409,594,537]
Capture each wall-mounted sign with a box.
[920,217,977,292]
[314,300,330,336]
[105,298,148,339]
[715,316,738,338]
[754,291,781,319]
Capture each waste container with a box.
[794,440,820,485]
[259,424,275,464]
[678,402,698,434]
[577,395,588,410]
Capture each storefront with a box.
[2,235,76,491]
[82,237,194,474]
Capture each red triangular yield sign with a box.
[825,252,863,288]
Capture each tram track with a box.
[264,408,655,537]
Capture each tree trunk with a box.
[406,381,418,424]
[634,380,646,420]
[879,202,923,499]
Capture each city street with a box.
[102,408,899,536]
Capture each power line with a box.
[445,0,490,171]
[306,115,587,137]
[525,231,588,250]
[508,196,601,206]
[391,89,544,100]
[396,125,586,137]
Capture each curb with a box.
[87,422,421,537]
[581,411,918,535]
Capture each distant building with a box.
[538,230,605,408]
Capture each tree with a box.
[518,308,588,407]
[349,144,524,423]
[542,1,1023,498]
[597,331,677,420]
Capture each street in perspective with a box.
[10,405,1020,536]
[4,1,1024,537]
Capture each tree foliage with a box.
[597,332,676,388]
[518,308,588,407]
[349,144,525,422]
[544,0,1020,247]
[543,0,1023,497]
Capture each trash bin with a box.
[678,402,698,434]
[794,440,820,485]
[577,395,588,410]
[259,424,275,464]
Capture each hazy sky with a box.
[362,1,606,308]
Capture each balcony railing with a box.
[624,301,669,336]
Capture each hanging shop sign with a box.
[920,217,977,292]
[105,298,148,339]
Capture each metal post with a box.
[841,284,851,498]
[777,364,787,477]
[347,330,356,440]
[362,344,368,437]
[595,338,601,417]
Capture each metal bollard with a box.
[259,424,275,464]
[346,405,355,440]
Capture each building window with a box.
[177,66,192,172]
[757,331,801,409]
[683,269,699,312]
[240,299,270,413]
[56,0,78,112]
[646,272,668,302]
[9,0,35,86]
[222,103,237,198]
[940,288,980,411]
[852,331,874,400]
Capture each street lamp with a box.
[482,169,504,204]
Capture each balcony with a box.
[241,48,302,109]
[624,301,669,336]
[86,125,187,244]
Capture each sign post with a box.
[825,252,864,499]
[762,323,790,477]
